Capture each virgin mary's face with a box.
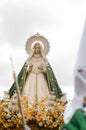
[34,44,41,54]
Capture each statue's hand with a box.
[38,64,47,73]
[38,64,44,70]
[29,63,33,68]
[27,63,33,72]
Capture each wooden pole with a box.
[10,56,31,130]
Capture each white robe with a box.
[23,54,49,103]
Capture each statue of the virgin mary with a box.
[9,33,62,103]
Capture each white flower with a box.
[39,122,43,126]
[60,93,67,103]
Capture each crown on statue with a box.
[25,32,50,55]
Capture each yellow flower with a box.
[0,118,3,123]
[39,103,45,109]
[47,116,52,121]
[43,96,48,101]
[16,118,22,125]
[36,113,42,120]
[0,95,65,129]
[5,122,11,128]
[52,110,58,117]
[52,121,58,127]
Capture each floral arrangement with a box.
[0,92,66,129]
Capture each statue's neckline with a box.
[34,54,41,58]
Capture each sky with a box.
[0,0,86,99]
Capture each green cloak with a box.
[9,63,62,98]
[61,109,86,130]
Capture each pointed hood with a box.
[76,19,86,69]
